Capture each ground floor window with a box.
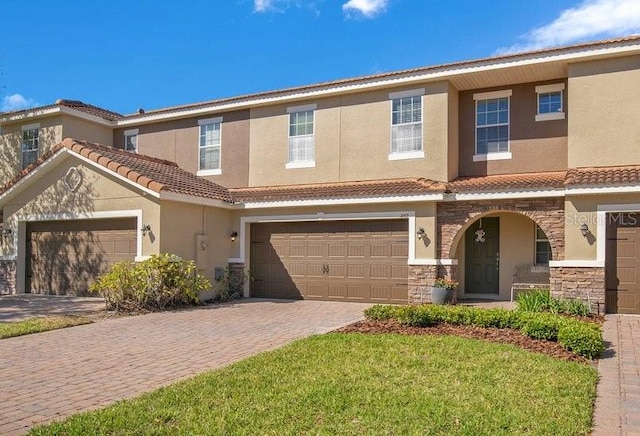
[535,225,552,265]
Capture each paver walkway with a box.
[0,299,370,435]
[592,314,640,435]
[0,295,106,322]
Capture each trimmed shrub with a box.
[563,299,591,317]
[90,254,211,312]
[363,304,603,359]
[558,321,604,359]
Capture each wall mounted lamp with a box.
[416,227,426,240]
[230,231,238,242]
[580,223,590,237]
[140,224,151,237]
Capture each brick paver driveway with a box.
[0,299,370,435]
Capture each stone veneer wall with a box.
[228,262,246,297]
[408,265,456,304]
[550,266,605,314]
[0,260,17,295]
[437,198,565,259]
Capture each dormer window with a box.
[21,123,40,169]
[124,129,138,153]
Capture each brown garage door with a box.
[606,213,640,314]
[27,218,137,296]
[250,220,408,303]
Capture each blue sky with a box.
[2,0,640,115]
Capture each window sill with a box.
[535,112,565,122]
[388,151,425,161]
[473,152,512,162]
[285,161,316,169]
[197,168,222,176]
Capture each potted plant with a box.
[430,277,459,305]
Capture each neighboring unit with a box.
[1,36,640,314]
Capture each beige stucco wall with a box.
[113,110,250,188]
[453,212,535,300]
[248,82,453,187]
[61,115,113,146]
[458,81,568,177]
[0,154,161,292]
[568,55,640,168]
[0,116,63,185]
[158,201,233,285]
[565,193,640,261]
[447,85,460,180]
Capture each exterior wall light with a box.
[416,227,426,240]
[580,223,590,237]
[230,231,238,242]
[140,224,152,236]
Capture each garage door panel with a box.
[250,220,408,303]
[606,213,640,314]
[27,218,137,296]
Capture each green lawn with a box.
[31,333,597,435]
[0,316,91,339]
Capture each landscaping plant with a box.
[90,253,211,311]
[516,289,590,317]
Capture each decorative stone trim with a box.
[228,262,246,297]
[437,198,565,259]
[550,266,605,314]
[408,264,457,304]
[0,260,17,295]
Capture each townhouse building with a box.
[1,36,639,313]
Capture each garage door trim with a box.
[229,210,418,265]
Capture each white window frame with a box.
[534,224,552,265]
[286,104,316,169]
[123,129,138,153]
[473,89,512,161]
[388,89,425,160]
[21,123,40,169]
[535,83,565,122]
[197,117,223,176]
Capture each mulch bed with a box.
[336,319,591,364]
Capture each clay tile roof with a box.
[448,171,567,193]
[230,178,445,203]
[565,166,640,187]
[0,99,122,121]
[121,35,640,120]
[0,138,232,203]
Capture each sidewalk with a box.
[592,314,640,435]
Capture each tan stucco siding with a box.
[248,82,453,186]
[158,201,233,284]
[568,55,640,167]
[564,193,640,261]
[458,81,568,177]
[0,116,63,185]
[113,110,250,188]
[61,115,113,146]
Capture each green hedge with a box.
[364,305,603,359]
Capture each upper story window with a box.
[473,89,512,162]
[389,89,424,161]
[535,225,552,265]
[21,123,40,169]
[124,129,138,153]
[286,104,316,169]
[198,117,222,175]
[535,83,565,121]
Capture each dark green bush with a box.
[520,313,561,340]
[558,321,604,359]
[363,304,603,359]
[90,253,211,312]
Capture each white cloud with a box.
[254,0,273,12]
[497,0,640,54]
[342,0,388,18]
[253,0,322,14]
[1,93,38,112]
